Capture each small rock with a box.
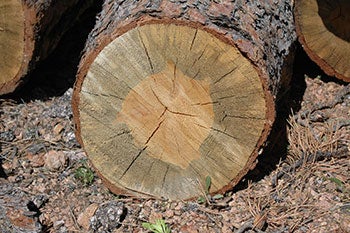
[77,203,99,230]
[23,210,38,217]
[12,157,19,169]
[2,161,12,171]
[90,201,126,233]
[27,153,45,167]
[179,224,199,233]
[63,131,79,148]
[174,202,185,216]
[53,220,65,229]
[12,174,25,183]
[7,175,17,183]
[164,210,174,218]
[32,194,48,209]
[0,183,13,195]
[149,211,163,223]
[6,207,42,232]
[174,202,185,210]
[53,123,65,135]
[0,130,15,142]
[66,151,86,163]
[26,144,46,155]
[44,150,67,171]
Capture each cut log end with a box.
[116,60,215,170]
[0,0,24,91]
[295,0,350,82]
[74,23,269,200]
[0,0,96,95]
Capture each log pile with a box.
[2,0,348,200]
[295,0,350,82]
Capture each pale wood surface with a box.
[73,0,296,200]
[295,0,350,82]
[79,24,266,199]
[0,0,24,87]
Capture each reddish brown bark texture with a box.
[73,0,297,196]
[75,0,297,148]
[0,0,94,95]
[78,0,296,97]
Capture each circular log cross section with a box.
[0,0,24,89]
[78,24,266,199]
[295,0,350,82]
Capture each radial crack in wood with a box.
[76,24,266,199]
[117,61,214,169]
[73,0,296,200]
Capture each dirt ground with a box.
[0,16,349,232]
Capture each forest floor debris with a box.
[0,73,349,232]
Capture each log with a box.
[0,0,95,95]
[72,0,296,200]
[295,0,350,82]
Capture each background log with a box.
[295,0,350,82]
[72,0,296,200]
[0,0,95,95]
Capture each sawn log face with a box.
[73,0,296,200]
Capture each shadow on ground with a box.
[0,159,7,179]
[232,44,342,192]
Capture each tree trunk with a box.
[72,0,296,200]
[295,0,350,82]
[0,0,95,95]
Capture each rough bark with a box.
[72,0,296,200]
[0,0,95,95]
[295,0,350,82]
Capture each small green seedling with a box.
[212,194,224,200]
[197,196,206,204]
[205,175,211,194]
[329,177,344,192]
[197,176,225,204]
[74,164,94,186]
[197,175,211,204]
[142,219,171,233]
[329,177,343,187]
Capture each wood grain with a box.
[79,24,265,199]
[73,0,296,200]
[295,0,350,82]
[0,0,24,89]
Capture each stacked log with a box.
[0,0,94,95]
[295,0,350,82]
[2,0,348,201]
[72,0,296,200]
